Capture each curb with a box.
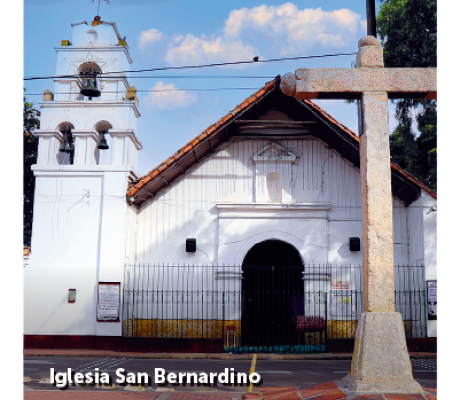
[24,351,436,360]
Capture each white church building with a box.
[24,17,437,354]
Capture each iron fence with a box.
[122,264,427,353]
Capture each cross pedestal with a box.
[281,36,436,393]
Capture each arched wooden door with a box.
[241,240,304,348]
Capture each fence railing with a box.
[122,264,427,352]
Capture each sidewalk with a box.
[24,349,437,360]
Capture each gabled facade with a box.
[123,79,436,351]
[127,78,436,269]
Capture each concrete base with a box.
[342,312,423,393]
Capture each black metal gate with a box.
[122,264,427,354]
[240,265,326,353]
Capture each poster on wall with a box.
[427,280,437,320]
[330,290,357,318]
[97,282,120,322]
[331,279,349,290]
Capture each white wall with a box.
[24,166,137,336]
[25,134,437,336]
[129,137,436,332]
[421,191,437,337]
[134,138,429,268]
[24,171,103,335]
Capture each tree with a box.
[414,101,437,189]
[377,0,437,190]
[24,93,40,245]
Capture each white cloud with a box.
[164,34,256,66]
[223,3,364,55]
[144,81,197,110]
[138,28,165,49]
[138,3,365,65]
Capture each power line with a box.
[23,52,357,81]
[65,75,275,79]
[24,87,263,96]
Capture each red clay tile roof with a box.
[126,80,276,198]
[127,79,436,203]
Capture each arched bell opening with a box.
[241,240,304,348]
[56,122,75,165]
[94,120,113,165]
[78,62,102,100]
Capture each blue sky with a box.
[23,0,394,175]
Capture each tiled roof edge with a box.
[127,80,276,198]
[127,81,436,202]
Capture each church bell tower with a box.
[24,17,141,339]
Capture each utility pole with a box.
[367,0,377,37]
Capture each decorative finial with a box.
[43,89,54,101]
[280,73,296,96]
[358,36,380,48]
[92,16,102,26]
[91,15,101,26]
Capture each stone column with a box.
[359,91,395,313]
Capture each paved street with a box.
[23,356,436,396]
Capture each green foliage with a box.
[24,92,40,245]
[414,101,437,190]
[389,121,416,171]
[377,0,437,69]
[377,0,437,191]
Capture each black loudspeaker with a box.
[350,237,360,252]
[186,238,196,252]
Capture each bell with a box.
[59,130,73,153]
[97,131,109,150]
[80,72,101,98]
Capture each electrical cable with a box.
[24,87,263,96]
[23,52,358,81]
[96,75,275,79]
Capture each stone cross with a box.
[281,36,436,393]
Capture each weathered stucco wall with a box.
[133,138,431,268]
